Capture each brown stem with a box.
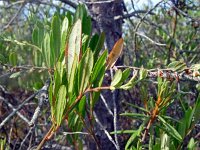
[36,125,54,150]
[142,96,161,142]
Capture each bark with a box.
[86,0,124,149]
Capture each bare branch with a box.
[136,32,167,46]
[0,79,50,129]
[57,0,78,9]
[93,111,118,149]
[0,96,29,124]
[114,10,155,20]
[3,0,26,30]
[85,0,116,4]
[100,94,113,116]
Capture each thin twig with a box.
[0,96,29,124]
[133,0,164,61]
[0,80,50,129]
[0,0,24,9]
[100,94,113,116]
[136,32,167,46]
[29,79,50,127]
[57,0,77,8]
[19,125,35,150]
[3,0,26,30]
[110,69,120,150]
[114,10,155,20]
[93,111,118,149]
[85,0,116,4]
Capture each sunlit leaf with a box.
[56,85,67,125]
[158,116,182,142]
[125,125,144,150]
[51,14,61,60]
[139,68,148,80]
[78,49,93,93]
[120,71,138,90]
[66,19,82,78]
[111,69,122,87]
[10,72,21,78]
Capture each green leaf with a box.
[120,71,138,90]
[91,50,107,83]
[43,33,51,67]
[125,125,143,150]
[114,68,131,87]
[111,69,122,87]
[187,138,197,149]
[89,34,99,51]
[110,130,136,134]
[60,17,69,54]
[168,61,187,72]
[74,4,91,35]
[121,68,131,82]
[66,19,82,78]
[9,52,17,66]
[68,55,78,95]
[78,49,93,93]
[51,14,61,60]
[139,68,148,80]
[158,116,182,142]
[32,22,44,48]
[56,85,67,125]
[82,34,89,54]
[185,107,194,130]
[193,96,200,125]
[93,32,105,61]
[91,63,106,107]
[125,102,149,113]
[120,112,148,120]
[10,72,21,78]
[78,95,86,117]
[161,133,170,150]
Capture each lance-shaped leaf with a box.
[43,33,51,67]
[139,68,148,80]
[51,15,61,61]
[68,55,78,95]
[111,68,131,88]
[111,69,122,87]
[125,124,144,150]
[32,21,44,49]
[120,70,138,90]
[106,38,124,69]
[168,61,187,72]
[56,85,67,125]
[91,50,107,83]
[78,49,93,93]
[66,19,82,79]
[60,17,69,54]
[158,116,182,142]
[93,32,105,61]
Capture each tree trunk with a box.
[86,1,123,149]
